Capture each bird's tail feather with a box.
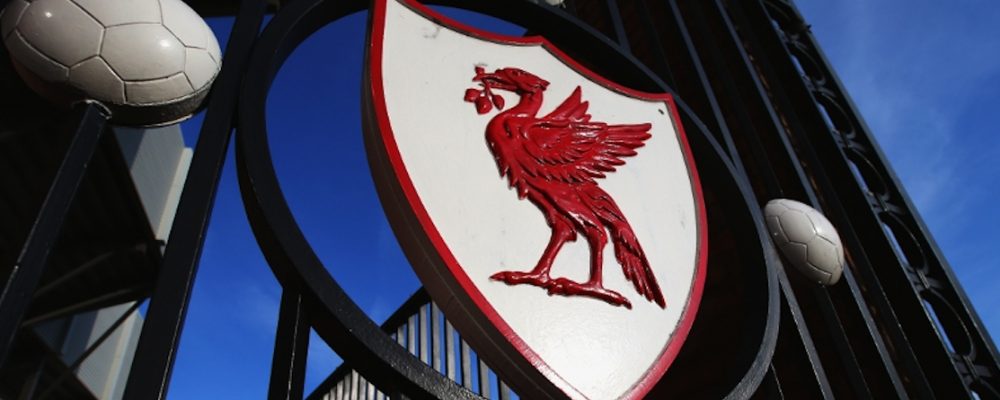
[611,224,666,308]
[582,185,666,308]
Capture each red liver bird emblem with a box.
[465,66,665,309]
[369,1,708,395]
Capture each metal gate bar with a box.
[0,103,108,366]
[307,290,512,400]
[122,1,269,398]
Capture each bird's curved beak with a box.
[474,69,516,91]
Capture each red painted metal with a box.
[467,66,665,310]
[368,0,709,397]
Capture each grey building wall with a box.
[34,124,192,399]
[116,124,193,242]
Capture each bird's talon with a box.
[546,278,573,295]
[490,270,551,288]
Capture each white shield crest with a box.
[364,1,707,398]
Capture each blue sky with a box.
[166,1,1000,398]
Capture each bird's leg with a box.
[548,226,632,309]
[490,219,574,288]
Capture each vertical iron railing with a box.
[677,0,902,396]
[122,1,269,398]
[708,1,906,398]
[571,0,999,397]
[3,0,991,398]
[729,0,1000,397]
[574,0,835,397]
[717,1,935,397]
[672,1,842,396]
[270,290,311,400]
[0,103,109,366]
[294,1,778,398]
[306,290,513,400]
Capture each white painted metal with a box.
[407,315,417,356]
[445,320,456,381]
[372,1,703,398]
[499,381,511,400]
[764,198,845,285]
[461,339,472,388]
[323,299,512,399]
[350,371,359,400]
[431,303,442,372]
[419,304,429,363]
[479,358,491,399]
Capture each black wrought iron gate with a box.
[1,0,997,399]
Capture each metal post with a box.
[122,1,268,398]
[16,358,45,400]
[269,290,310,400]
[604,0,630,49]
[734,0,1000,396]
[0,102,108,365]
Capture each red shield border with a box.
[364,0,708,398]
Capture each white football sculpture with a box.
[764,198,845,286]
[1,0,222,126]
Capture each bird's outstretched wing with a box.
[513,87,652,184]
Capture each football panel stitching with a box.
[2,0,31,41]
[67,57,126,103]
[102,20,163,28]
[124,72,174,104]
[67,54,99,69]
[67,0,102,27]
[13,29,71,71]
[102,23,185,81]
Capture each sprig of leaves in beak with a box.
[465,66,505,114]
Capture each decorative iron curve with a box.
[233,0,778,398]
[757,0,1000,397]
